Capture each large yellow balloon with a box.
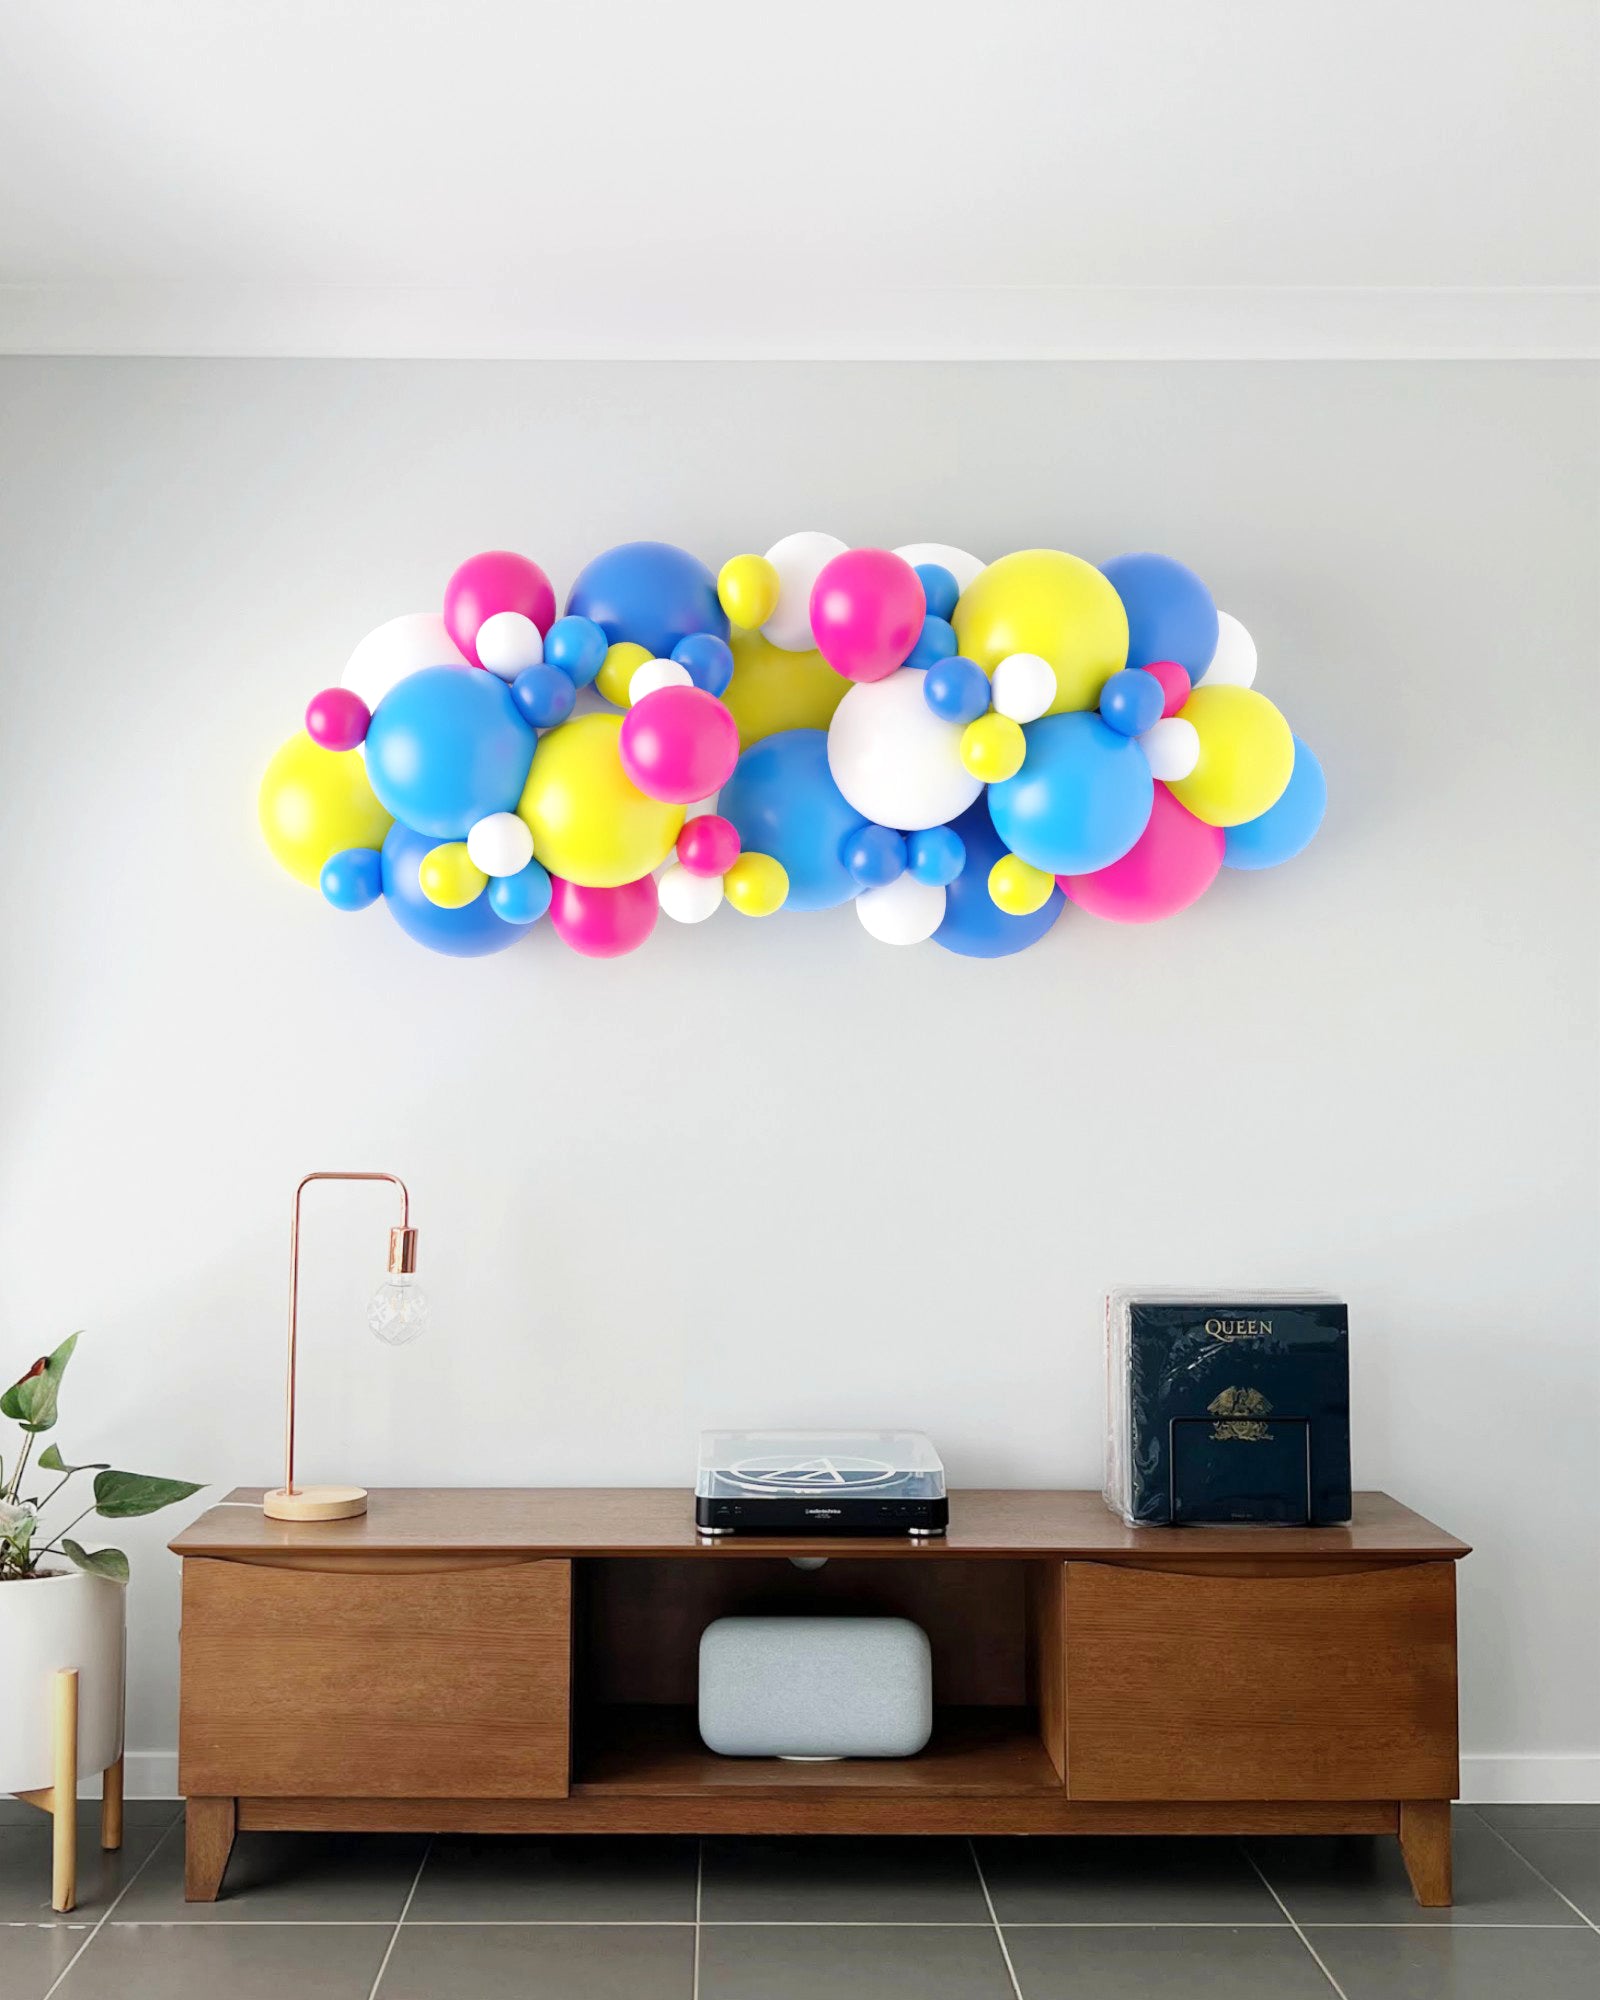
[1168,686,1295,827]
[721,627,849,749]
[419,842,487,909]
[516,713,684,887]
[952,549,1128,714]
[258,730,392,889]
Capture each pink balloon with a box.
[548,874,658,958]
[619,686,739,804]
[443,551,557,667]
[677,813,741,877]
[304,686,370,750]
[1059,786,1223,922]
[1144,659,1192,719]
[808,548,925,682]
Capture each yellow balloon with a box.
[419,842,487,909]
[1168,686,1294,827]
[596,641,652,709]
[952,549,1128,714]
[960,712,1026,782]
[724,851,789,916]
[516,713,684,887]
[721,626,849,749]
[718,553,781,631]
[989,853,1055,916]
[257,729,392,889]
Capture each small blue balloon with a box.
[566,540,728,659]
[914,563,960,622]
[488,858,554,923]
[907,825,966,888]
[380,822,526,958]
[988,712,1154,877]
[1223,737,1326,871]
[1100,552,1219,681]
[923,655,991,724]
[902,614,958,673]
[365,666,535,841]
[843,824,907,889]
[671,632,735,698]
[1099,667,1165,737]
[543,615,608,688]
[320,846,383,912]
[718,729,867,911]
[511,662,578,730]
[934,797,1062,959]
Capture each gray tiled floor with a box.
[0,1804,1595,2000]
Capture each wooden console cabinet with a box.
[171,1489,1467,1905]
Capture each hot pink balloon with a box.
[304,686,370,751]
[443,551,557,667]
[548,874,658,958]
[809,548,925,682]
[677,813,740,877]
[1058,786,1223,922]
[619,686,739,804]
[1144,659,1192,719]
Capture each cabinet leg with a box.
[52,1670,79,1913]
[185,1796,237,1903]
[101,1756,124,1851]
[1399,1799,1452,1906]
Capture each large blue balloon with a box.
[718,729,867,912]
[988,712,1154,877]
[566,541,728,660]
[934,797,1063,958]
[380,822,525,957]
[1223,736,1326,870]
[1101,552,1218,682]
[366,666,535,840]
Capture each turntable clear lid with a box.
[696,1429,946,1502]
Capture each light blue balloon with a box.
[902,614,958,673]
[934,797,1062,958]
[544,615,608,688]
[988,712,1153,877]
[488,858,553,923]
[907,825,966,888]
[380,822,526,957]
[718,729,867,912]
[914,563,960,622]
[320,847,383,912]
[1223,737,1326,870]
[366,666,535,840]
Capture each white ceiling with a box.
[1,0,1595,357]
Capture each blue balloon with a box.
[366,666,535,840]
[1099,667,1165,737]
[1101,552,1218,681]
[488,858,554,923]
[672,632,735,697]
[844,824,907,888]
[380,822,525,957]
[718,729,867,912]
[320,846,382,912]
[914,563,960,622]
[902,614,958,673]
[566,541,728,659]
[511,663,578,729]
[1223,737,1326,871]
[923,655,991,724]
[544,615,608,688]
[907,825,966,888]
[934,797,1063,958]
[988,712,1154,877]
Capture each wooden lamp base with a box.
[262,1485,368,1522]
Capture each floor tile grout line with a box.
[364,1836,431,2000]
[691,1838,703,2000]
[1473,1813,1600,1935]
[51,1915,1598,1929]
[1241,1844,1351,2000]
[968,1839,1026,2000]
[38,1813,181,2000]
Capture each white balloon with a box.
[474,611,543,681]
[466,811,535,878]
[827,668,983,831]
[629,658,694,704]
[658,862,724,923]
[1202,611,1257,688]
[856,873,947,945]
[990,652,1056,723]
[1138,716,1200,781]
[761,530,848,651]
[892,542,986,595]
[342,612,468,711]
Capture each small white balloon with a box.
[629,658,694,704]
[990,652,1057,723]
[892,542,986,595]
[658,862,724,923]
[761,530,849,651]
[827,667,983,831]
[466,811,534,878]
[342,612,468,712]
[1202,611,1257,688]
[856,873,947,945]
[473,610,543,680]
[1139,716,1201,781]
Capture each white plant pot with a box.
[0,1568,125,1794]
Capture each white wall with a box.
[0,358,1595,1798]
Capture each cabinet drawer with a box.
[1063,1560,1457,1801]
[180,1556,570,1798]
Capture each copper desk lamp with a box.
[263,1172,427,1523]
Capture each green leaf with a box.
[38,1444,107,1474]
[60,1538,129,1583]
[1,1333,80,1433]
[92,1469,203,1519]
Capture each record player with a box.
[695,1430,948,1536]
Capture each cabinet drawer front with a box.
[180,1557,570,1798]
[1063,1560,1457,1801]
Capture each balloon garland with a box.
[259,538,1326,960]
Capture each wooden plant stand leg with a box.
[10,1669,81,1912]
[1399,1799,1452,1906]
[185,1796,237,1902]
[101,1755,124,1851]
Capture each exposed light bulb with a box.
[367,1271,429,1346]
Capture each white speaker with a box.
[698,1616,933,1759]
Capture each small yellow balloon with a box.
[721,626,850,749]
[718,553,781,631]
[1168,685,1295,827]
[960,712,1026,782]
[596,641,652,709]
[952,548,1128,714]
[419,842,487,909]
[724,851,789,917]
[988,853,1055,916]
[258,729,392,889]
[517,712,684,887]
